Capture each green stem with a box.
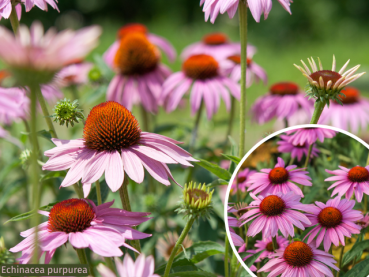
[230,253,238,277]
[272,236,277,252]
[304,145,313,169]
[76,248,95,277]
[336,239,345,277]
[70,85,79,100]
[9,5,19,34]
[288,157,295,166]
[310,101,326,124]
[284,118,289,129]
[186,101,204,184]
[163,217,196,277]
[29,85,41,264]
[140,105,150,132]
[35,86,58,138]
[118,177,141,257]
[73,182,84,199]
[103,257,116,274]
[95,180,102,205]
[238,0,247,158]
[225,96,236,145]
[224,235,230,277]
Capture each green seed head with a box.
[52,98,84,127]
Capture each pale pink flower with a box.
[241,236,289,262]
[10,199,152,264]
[160,54,240,119]
[239,192,310,238]
[201,0,293,23]
[181,32,239,60]
[97,255,160,277]
[105,32,171,113]
[56,61,93,87]
[259,241,339,277]
[277,134,319,162]
[231,168,256,194]
[251,82,312,124]
[325,165,369,202]
[357,213,369,229]
[0,21,101,75]
[23,0,59,12]
[286,128,336,146]
[42,101,196,197]
[221,45,267,88]
[319,87,369,134]
[303,196,363,252]
[0,87,28,124]
[0,0,21,20]
[246,157,312,197]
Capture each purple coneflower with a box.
[56,61,93,87]
[10,199,152,263]
[42,101,196,196]
[259,241,339,277]
[97,254,160,277]
[201,0,292,23]
[0,22,101,80]
[303,196,363,252]
[325,165,369,202]
[104,23,176,66]
[243,236,289,262]
[251,82,312,124]
[181,32,239,60]
[231,168,256,194]
[160,54,240,119]
[246,157,312,197]
[357,213,369,229]
[286,128,336,146]
[0,0,58,20]
[277,134,319,162]
[221,45,267,88]
[239,192,310,238]
[319,87,369,134]
[0,87,28,124]
[156,232,192,260]
[0,0,21,20]
[105,32,171,113]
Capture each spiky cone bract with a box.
[294,55,366,107]
[52,98,85,127]
[176,182,214,220]
[0,237,15,264]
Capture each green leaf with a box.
[155,259,198,275]
[342,240,369,267]
[0,160,21,186]
[196,159,232,181]
[0,178,25,210]
[4,202,58,224]
[88,180,110,206]
[302,186,320,204]
[168,272,217,277]
[174,241,224,263]
[40,171,66,182]
[343,259,369,277]
[244,250,264,268]
[207,179,228,188]
[221,154,241,165]
[37,130,52,141]
[239,269,254,277]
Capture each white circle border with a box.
[223,124,369,277]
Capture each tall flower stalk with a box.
[238,0,247,158]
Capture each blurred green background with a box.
[2,0,369,149]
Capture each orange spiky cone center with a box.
[48,199,95,233]
[336,87,360,104]
[260,195,286,216]
[114,33,159,76]
[183,54,219,80]
[118,23,148,39]
[202,33,228,45]
[318,207,342,228]
[348,166,369,182]
[269,167,289,184]
[83,101,141,151]
[283,241,313,267]
[270,82,299,95]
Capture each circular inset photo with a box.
[224,125,369,277]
